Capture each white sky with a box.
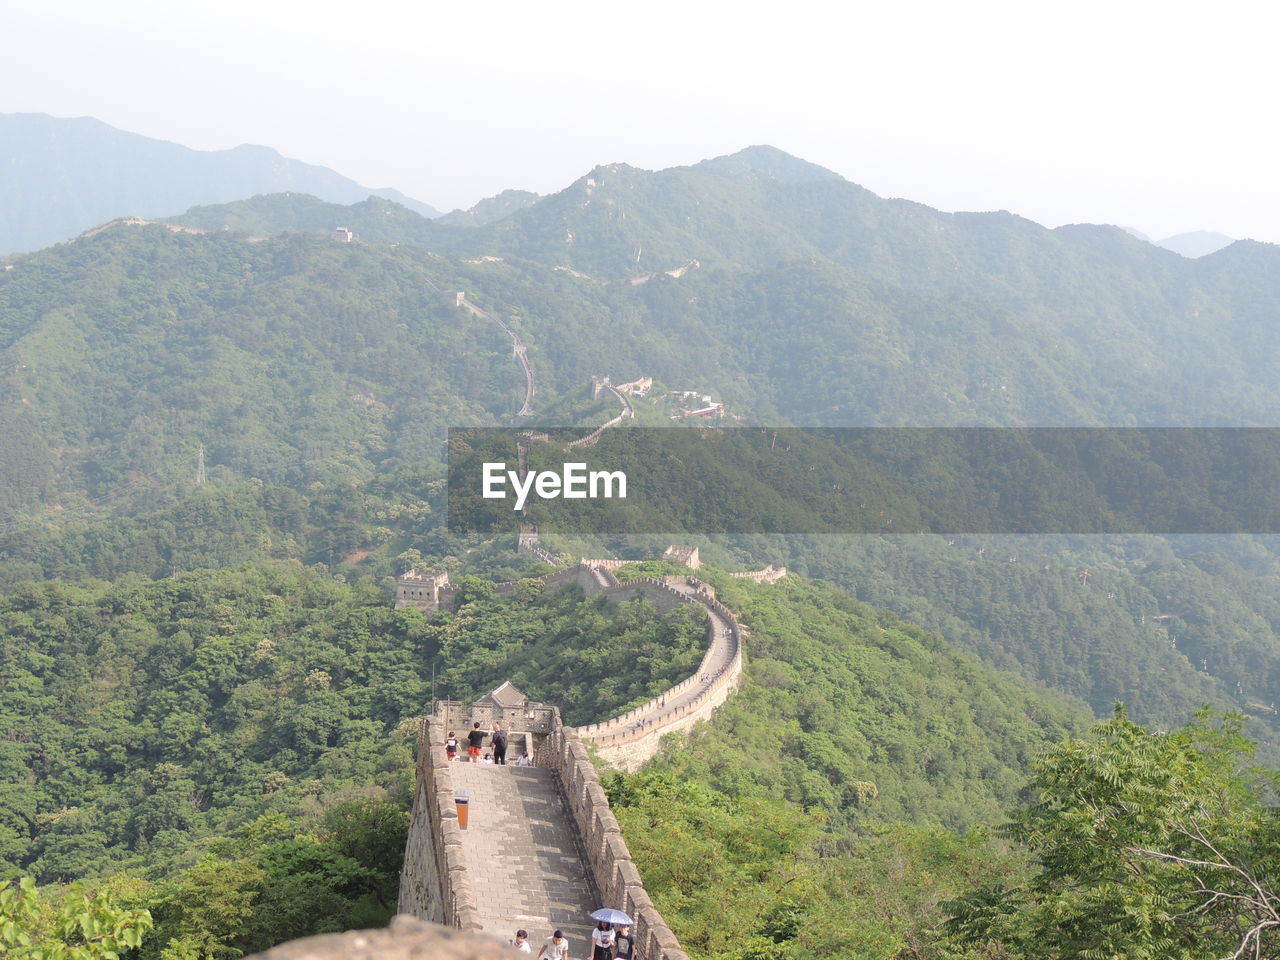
[4,0,1277,242]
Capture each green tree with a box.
[144,856,264,960]
[946,708,1280,959]
[0,875,152,959]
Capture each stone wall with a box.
[535,726,691,960]
[400,561,752,958]
[397,719,482,933]
[566,382,633,449]
[597,577,689,615]
[402,706,694,959]
[433,700,558,740]
[577,588,744,771]
[492,563,581,597]
[729,565,788,584]
[517,523,558,565]
[243,916,518,960]
[579,557,627,571]
[402,560,745,771]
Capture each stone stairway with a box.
[449,762,597,953]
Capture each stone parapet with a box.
[538,723,691,960]
[576,577,745,770]
[242,915,520,960]
[401,561,753,960]
[398,719,482,933]
[729,565,787,583]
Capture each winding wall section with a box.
[400,557,766,958]
[457,295,536,417]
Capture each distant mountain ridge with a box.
[149,146,1280,433]
[1157,230,1236,258]
[0,113,440,255]
[436,189,541,227]
[1119,226,1235,258]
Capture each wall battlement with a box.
[536,724,690,960]
[399,545,760,957]
[730,564,788,583]
[398,719,482,932]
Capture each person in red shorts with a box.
[467,721,486,760]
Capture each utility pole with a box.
[196,444,206,487]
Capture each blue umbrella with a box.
[590,908,633,926]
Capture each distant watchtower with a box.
[663,545,701,570]
[395,569,455,614]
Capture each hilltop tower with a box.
[395,569,456,614]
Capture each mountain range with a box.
[3,133,1280,744]
[4,141,1280,522]
[0,113,440,256]
[5,123,1280,959]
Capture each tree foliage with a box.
[946,708,1280,959]
[0,875,152,960]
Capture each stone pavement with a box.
[451,762,598,955]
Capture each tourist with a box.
[467,721,485,761]
[516,753,532,766]
[482,753,494,765]
[537,930,570,959]
[492,721,508,765]
[591,921,615,960]
[445,731,459,762]
[612,925,634,959]
[511,929,531,953]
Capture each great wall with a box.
[363,292,763,958]
[390,539,786,959]
[228,292,770,958]
[454,293,537,417]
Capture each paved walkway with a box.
[578,576,739,751]
[451,762,597,953]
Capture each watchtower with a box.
[395,569,455,614]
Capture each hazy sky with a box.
[5,0,1276,242]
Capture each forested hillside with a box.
[5,149,1280,752]
[176,145,1280,427]
[0,560,1088,957]
[4,143,1280,957]
[739,533,1280,751]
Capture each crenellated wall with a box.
[730,565,787,583]
[534,724,691,960]
[401,555,752,956]
[597,576,690,616]
[397,720,482,933]
[578,584,743,771]
[578,557,627,571]
[566,381,634,449]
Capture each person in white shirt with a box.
[537,930,570,959]
[511,929,531,953]
[590,922,615,960]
